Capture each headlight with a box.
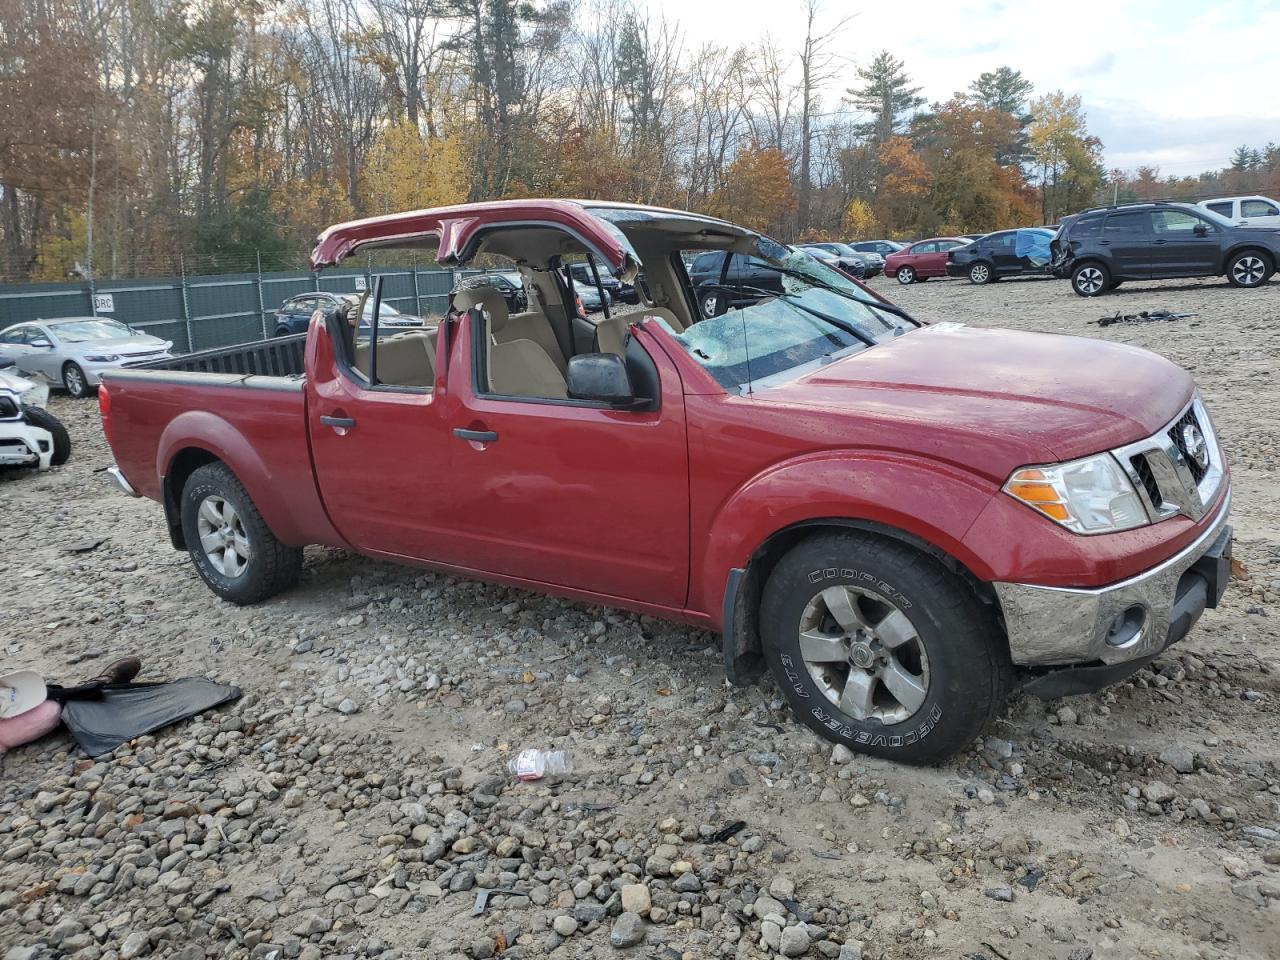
[84,354,120,362]
[1004,453,1148,534]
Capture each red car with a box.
[99,199,1232,763]
[885,237,970,284]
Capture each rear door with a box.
[307,318,457,561]
[988,233,1020,274]
[1150,208,1220,276]
[1101,211,1152,278]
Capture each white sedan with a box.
[0,318,174,398]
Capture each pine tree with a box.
[844,51,925,146]
[968,67,1035,169]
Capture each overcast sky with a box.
[650,0,1280,175]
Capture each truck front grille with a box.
[1114,395,1223,523]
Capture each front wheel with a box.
[181,462,302,605]
[760,532,1010,763]
[63,362,91,399]
[21,405,71,465]
[1071,262,1110,297]
[1227,250,1272,288]
[896,266,916,284]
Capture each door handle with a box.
[1153,239,1167,244]
[453,428,498,443]
[320,415,356,429]
[1098,240,1111,245]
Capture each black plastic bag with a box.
[47,678,241,757]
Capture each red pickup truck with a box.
[99,200,1232,762]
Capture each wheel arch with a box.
[162,446,223,548]
[1223,244,1275,274]
[721,516,1004,688]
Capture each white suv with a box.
[1198,195,1280,226]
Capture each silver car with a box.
[0,317,174,398]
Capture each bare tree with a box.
[796,0,852,233]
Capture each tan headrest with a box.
[453,287,509,325]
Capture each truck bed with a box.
[139,333,307,377]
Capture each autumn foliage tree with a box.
[706,145,797,235]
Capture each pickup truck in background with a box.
[99,199,1233,762]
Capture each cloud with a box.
[1070,52,1116,79]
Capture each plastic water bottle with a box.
[508,748,572,781]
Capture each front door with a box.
[1100,211,1152,279]
[444,313,691,609]
[1149,208,1220,277]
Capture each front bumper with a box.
[994,489,1232,670]
[0,421,54,469]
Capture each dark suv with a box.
[685,251,784,317]
[1051,201,1280,296]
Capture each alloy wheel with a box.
[1076,267,1104,294]
[1233,256,1265,286]
[970,264,990,283]
[796,584,930,724]
[64,366,85,396]
[702,294,719,317]
[897,267,914,284]
[196,495,251,578]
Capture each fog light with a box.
[1105,605,1146,647]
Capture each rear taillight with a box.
[98,382,113,445]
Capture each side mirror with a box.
[29,338,52,348]
[566,352,635,405]
[1193,223,1209,237]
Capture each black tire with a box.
[1226,249,1273,288]
[1108,279,1123,290]
[180,462,302,605]
[62,362,91,398]
[968,262,993,285]
[760,531,1011,763]
[273,327,291,338]
[896,266,915,284]
[1071,261,1110,297]
[21,405,71,466]
[700,291,723,318]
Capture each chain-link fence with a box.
[0,261,475,354]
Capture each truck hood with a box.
[758,323,1194,472]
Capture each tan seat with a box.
[488,338,567,399]
[455,286,566,372]
[595,307,685,357]
[353,331,436,387]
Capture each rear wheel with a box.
[180,462,302,605]
[701,292,723,318]
[1071,262,1110,297]
[62,362,91,398]
[1226,250,1272,288]
[760,531,1011,763]
[896,266,916,284]
[21,405,71,465]
[968,262,993,285]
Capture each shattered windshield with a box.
[669,241,915,392]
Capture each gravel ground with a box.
[2,272,1278,960]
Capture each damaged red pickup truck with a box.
[99,200,1232,761]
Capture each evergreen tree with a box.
[844,51,925,146]
[968,66,1035,168]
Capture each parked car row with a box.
[0,318,174,398]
